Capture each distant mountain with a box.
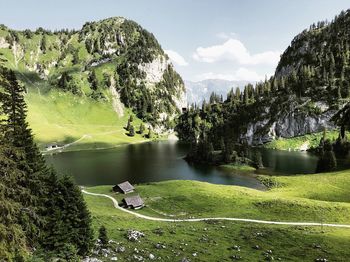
[185,79,249,104]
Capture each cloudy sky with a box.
[1,0,349,82]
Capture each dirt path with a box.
[82,190,350,229]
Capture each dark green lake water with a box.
[45,141,350,189]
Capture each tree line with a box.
[0,66,94,260]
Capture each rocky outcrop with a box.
[243,109,337,145]
[0,37,9,48]
[241,96,339,145]
[138,56,168,84]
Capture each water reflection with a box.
[45,141,350,189]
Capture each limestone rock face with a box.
[139,56,169,84]
[242,106,337,145]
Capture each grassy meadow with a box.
[24,83,148,151]
[84,169,350,261]
[264,131,343,151]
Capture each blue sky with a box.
[1,0,349,81]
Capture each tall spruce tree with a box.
[0,66,94,258]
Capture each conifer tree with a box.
[0,66,46,245]
[40,35,47,53]
[42,173,94,256]
[129,124,135,136]
[89,70,98,90]
[98,226,109,248]
[139,123,145,134]
[147,126,153,139]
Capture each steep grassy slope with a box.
[84,169,350,261]
[26,86,146,150]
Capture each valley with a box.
[1,3,350,262]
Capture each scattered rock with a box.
[192,252,197,257]
[315,259,328,262]
[132,254,144,261]
[231,255,242,260]
[233,245,241,251]
[149,253,155,260]
[101,248,110,257]
[82,258,102,262]
[155,243,166,249]
[253,245,261,250]
[116,246,126,253]
[180,258,191,262]
[312,243,322,249]
[111,257,118,261]
[126,230,145,242]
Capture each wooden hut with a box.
[122,195,144,209]
[113,181,135,194]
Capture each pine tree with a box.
[42,173,94,256]
[0,144,28,259]
[40,35,47,53]
[0,66,93,258]
[147,126,153,139]
[126,115,133,131]
[89,70,98,90]
[253,151,264,169]
[98,226,109,248]
[58,71,71,90]
[316,139,337,172]
[0,66,47,246]
[129,124,135,137]
[139,123,145,134]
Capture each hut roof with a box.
[116,181,134,193]
[124,195,144,208]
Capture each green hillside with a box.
[84,169,350,261]
[26,86,146,151]
[0,17,186,151]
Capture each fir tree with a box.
[147,126,153,139]
[129,124,135,136]
[40,35,47,53]
[98,226,109,248]
[139,123,145,134]
[42,173,94,256]
[88,70,98,90]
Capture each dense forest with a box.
[176,10,350,170]
[0,65,93,260]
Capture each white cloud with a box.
[165,50,189,66]
[216,32,237,40]
[193,39,281,66]
[194,68,272,82]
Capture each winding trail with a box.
[82,190,350,229]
